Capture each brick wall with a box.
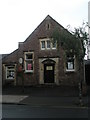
[2,15,83,86]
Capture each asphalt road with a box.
[2,104,88,118]
[0,104,2,120]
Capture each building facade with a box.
[2,15,83,86]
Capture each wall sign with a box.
[19,58,23,64]
[46,66,53,70]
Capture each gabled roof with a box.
[44,15,64,28]
[23,15,66,43]
[2,15,71,62]
[2,49,18,63]
[2,54,8,59]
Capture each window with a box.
[25,52,34,72]
[6,66,15,79]
[40,38,56,50]
[66,56,75,71]
[47,24,50,29]
[46,23,51,30]
[41,41,45,50]
[46,40,51,49]
[52,41,57,49]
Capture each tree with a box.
[52,23,89,62]
[52,22,89,106]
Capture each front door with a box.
[44,64,54,83]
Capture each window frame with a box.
[24,52,34,73]
[41,41,45,50]
[52,40,57,49]
[66,56,75,72]
[6,66,15,79]
[46,40,51,49]
[40,38,57,50]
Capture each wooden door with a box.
[44,64,54,83]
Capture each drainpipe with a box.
[19,57,24,92]
[82,59,88,96]
[78,61,83,106]
[83,60,86,84]
[78,81,83,106]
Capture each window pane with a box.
[67,62,74,69]
[25,52,34,72]
[7,70,15,79]
[52,41,56,48]
[26,61,33,70]
[6,67,15,79]
[41,41,45,49]
[26,54,33,59]
[47,41,51,48]
[66,56,74,70]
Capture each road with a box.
[2,104,88,118]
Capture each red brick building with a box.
[2,15,83,86]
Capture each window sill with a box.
[41,48,45,50]
[24,70,34,73]
[40,48,56,51]
[65,69,75,72]
[5,79,14,81]
[52,48,56,49]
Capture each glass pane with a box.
[47,41,51,48]
[7,70,15,79]
[8,66,14,69]
[26,54,33,60]
[52,41,56,48]
[26,61,33,70]
[41,41,45,48]
[66,55,74,70]
[67,62,74,69]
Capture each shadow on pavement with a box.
[3,85,79,97]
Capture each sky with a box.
[0,0,89,54]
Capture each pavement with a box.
[2,85,89,107]
[1,95,28,104]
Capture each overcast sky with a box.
[0,0,89,54]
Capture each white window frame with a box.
[41,41,45,50]
[52,40,57,49]
[24,52,34,73]
[6,66,15,79]
[66,56,75,72]
[46,40,51,49]
[40,38,57,50]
